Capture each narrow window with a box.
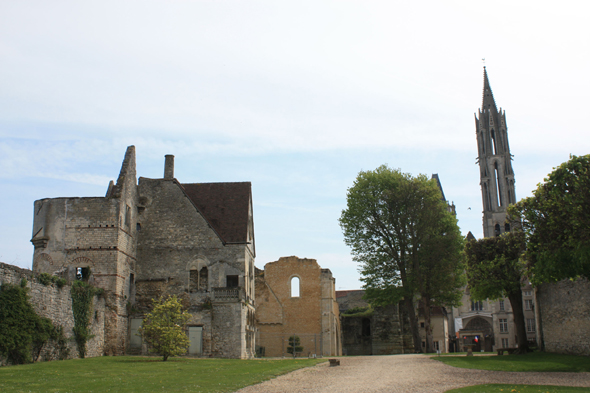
[226,275,239,288]
[525,299,533,310]
[491,129,498,155]
[499,300,505,311]
[494,162,503,207]
[471,300,483,311]
[189,270,199,292]
[499,319,508,333]
[199,267,208,291]
[526,318,536,332]
[505,223,511,232]
[501,338,509,348]
[290,277,300,297]
[495,224,501,237]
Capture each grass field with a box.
[433,351,590,372]
[445,384,590,393]
[0,356,326,392]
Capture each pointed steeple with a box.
[481,67,498,113]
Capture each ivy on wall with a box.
[0,280,68,365]
[71,281,97,358]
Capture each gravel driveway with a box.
[235,354,590,393]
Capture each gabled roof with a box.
[181,182,252,244]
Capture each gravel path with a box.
[235,355,590,393]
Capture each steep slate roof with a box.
[181,182,252,244]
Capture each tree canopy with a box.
[508,154,590,284]
[339,165,464,352]
[138,295,191,361]
[464,232,529,353]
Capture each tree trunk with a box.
[403,296,421,353]
[507,290,530,354]
[422,298,434,353]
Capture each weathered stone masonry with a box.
[30,146,256,359]
[0,262,106,364]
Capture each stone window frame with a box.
[499,299,505,311]
[499,318,508,333]
[526,318,536,332]
[524,299,533,311]
[186,258,210,293]
[289,275,301,298]
[501,337,509,348]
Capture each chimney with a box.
[164,155,174,179]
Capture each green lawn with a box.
[0,356,326,393]
[446,384,589,393]
[433,352,590,372]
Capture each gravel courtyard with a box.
[236,354,590,393]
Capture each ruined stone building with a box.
[255,256,341,357]
[29,146,256,359]
[449,68,536,352]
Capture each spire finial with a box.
[482,58,486,67]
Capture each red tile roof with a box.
[181,182,252,244]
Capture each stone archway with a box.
[462,317,494,352]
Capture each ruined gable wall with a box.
[0,262,105,363]
[537,278,590,355]
[256,257,323,357]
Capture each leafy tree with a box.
[464,232,529,353]
[138,295,191,361]
[508,154,590,284]
[339,165,465,353]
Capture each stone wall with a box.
[537,278,590,355]
[255,257,341,357]
[0,262,106,364]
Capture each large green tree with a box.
[339,165,465,353]
[464,232,529,353]
[138,295,191,361]
[508,154,590,284]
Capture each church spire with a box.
[475,67,516,238]
[481,67,498,113]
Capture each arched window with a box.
[290,277,300,297]
[494,224,501,237]
[199,267,208,291]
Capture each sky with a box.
[1,1,589,290]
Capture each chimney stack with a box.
[164,155,174,179]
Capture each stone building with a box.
[255,256,341,357]
[336,290,414,355]
[30,146,256,359]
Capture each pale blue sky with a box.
[1,1,589,289]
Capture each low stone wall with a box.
[0,262,105,364]
[537,278,590,355]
